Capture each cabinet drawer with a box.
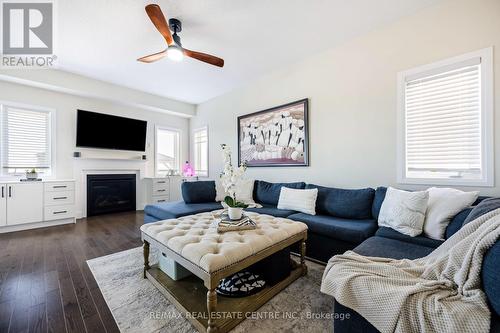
[152,195,170,204]
[44,205,74,221]
[44,182,74,192]
[153,188,169,196]
[153,181,169,192]
[153,179,169,186]
[45,191,74,206]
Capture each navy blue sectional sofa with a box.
[145,180,379,261]
[143,180,500,332]
[336,187,500,333]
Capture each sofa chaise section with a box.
[144,180,222,223]
[334,240,500,333]
[332,192,500,333]
[144,201,223,223]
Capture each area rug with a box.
[87,247,333,333]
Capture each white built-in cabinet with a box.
[0,184,6,226]
[0,180,75,232]
[144,176,184,205]
[6,182,44,225]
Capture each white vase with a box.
[227,207,243,220]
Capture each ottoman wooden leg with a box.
[300,240,308,276]
[143,240,150,279]
[207,288,218,333]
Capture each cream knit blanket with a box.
[320,208,500,333]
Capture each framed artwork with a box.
[237,98,309,167]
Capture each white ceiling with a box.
[56,0,442,104]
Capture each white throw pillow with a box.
[423,187,479,240]
[378,187,429,237]
[277,187,318,215]
[215,179,256,205]
[215,180,226,202]
[234,179,255,205]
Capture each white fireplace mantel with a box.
[73,158,148,218]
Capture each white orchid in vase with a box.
[220,144,248,219]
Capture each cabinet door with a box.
[7,183,43,225]
[0,184,6,226]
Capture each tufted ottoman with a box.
[140,210,308,333]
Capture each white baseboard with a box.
[0,218,75,234]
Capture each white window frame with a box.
[0,101,56,179]
[154,125,181,177]
[192,126,209,178]
[397,47,494,187]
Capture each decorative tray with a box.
[212,211,258,233]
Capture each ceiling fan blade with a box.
[183,49,224,67]
[137,50,167,63]
[145,4,174,46]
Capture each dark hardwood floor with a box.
[0,211,145,333]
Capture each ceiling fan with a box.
[138,4,224,67]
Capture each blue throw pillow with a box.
[462,197,500,226]
[306,184,375,219]
[371,187,387,220]
[483,241,500,317]
[445,208,474,239]
[181,181,216,203]
[253,181,306,206]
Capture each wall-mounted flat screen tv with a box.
[76,110,147,152]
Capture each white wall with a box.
[0,69,196,117]
[0,79,192,216]
[191,0,500,196]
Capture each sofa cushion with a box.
[371,186,388,220]
[375,227,443,249]
[463,197,500,226]
[181,181,217,203]
[306,184,375,219]
[253,181,306,206]
[445,208,473,239]
[354,236,435,260]
[288,213,377,244]
[445,196,489,238]
[144,214,160,224]
[483,241,500,317]
[245,204,297,218]
[144,201,223,220]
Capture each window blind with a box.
[193,128,208,176]
[405,61,481,175]
[1,106,51,169]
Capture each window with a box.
[193,127,208,177]
[397,48,493,186]
[155,126,180,176]
[0,103,54,177]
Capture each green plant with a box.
[224,196,248,209]
[26,168,37,173]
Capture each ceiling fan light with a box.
[167,45,184,62]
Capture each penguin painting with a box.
[242,124,252,145]
[238,100,308,166]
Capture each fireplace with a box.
[87,174,136,217]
